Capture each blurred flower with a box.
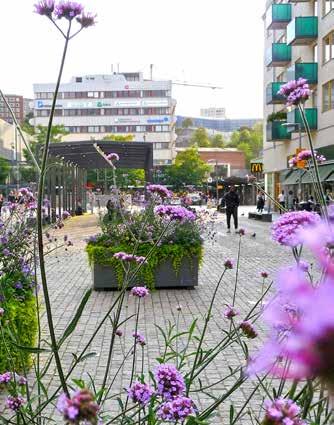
[278,78,311,106]
[34,0,55,17]
[240,321,258,339]
[76,12,96,27]
[57,389,99,424]
[271,211,320,247]
[238,228,245,236]
[132,331,146,346]
[6,395,25,411]
[115,329,123,337]
[147,184,172,198]
[262,398,305,425]
[0,372,12,384]
[224,305,239,320]
[0,307,4,317]
[106,152,119,162]
[130,286,149,298]
[2,248,10,257]
[298,260,309,272]
[113,252,146,264]
[54,1,84,20]
[224,259,234,269]
[261,272,269,278]
[62,211,71,219]
[157,396,195,422]
[155,364,185,400]
[127,381,154,405]
[154,205,196,221]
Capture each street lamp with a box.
[282,122,302,199]
[207,158,219,203]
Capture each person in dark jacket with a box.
[224,185,240,233]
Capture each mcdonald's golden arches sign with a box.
[250,163,263,173]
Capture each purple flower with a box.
[224,305,239,319]
[2,248,10,257]
[62,211,71,220]
[113,252,147,264]
[271,211,320,247]
[6,395,24,411]
[147,184,172,199]
[133,331,146,346]
[263,398,305,425]
[131,286,149,298]
[57,389,99,423]
[154,205,196,221]
[157,396,195,422]
[261,271,269,278]
[289,156,298,168]
[154,364,185,400]
[116,329,123,337]
[296,149,326,163]
[15,282,23,290]
[238,228,245,236]
[0,372,12,384]
[278,78,311,106]
[224,259,234,269]
[34,0,55,16]
[76,12,96,27]
[54,1,84,20]
[240,321,258,339]
[298,260,309,272]
[106,152,119,162]
[127,381,154,405]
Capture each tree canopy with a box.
[102,134,134,142]
[0,157,11,184]
[190,127,211,147]
[228,123,262,167]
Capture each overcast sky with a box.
[1,0,264,119]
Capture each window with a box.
[323,80,334,111]
[87,92,94,98]
[313,44,318,62]
[143,90,168,98]
[313,0,318,16]
[323,31,334,63]
[323,0,334,16]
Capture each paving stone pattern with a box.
[34,210,302,423]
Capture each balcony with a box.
[287,17,318,46]
[266,43,292,67]
[287,63,318,85]
[266,4,292,30]
[287,108,318,131]
[266,82,286,104]
[267,121,292,141]
[287,0,310,2]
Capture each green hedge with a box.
[0,295,38,373]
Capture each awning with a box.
[282,169,305,185]
[300,164,334,184]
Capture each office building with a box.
[0,94,25,124]
[0,118,26,162]
[32,73,176,166]
[263,0,334,200]
[200,107,226,119]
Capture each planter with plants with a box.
[86,186,203,290]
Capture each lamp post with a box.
[282,122,302,200]
[208,158,219,203]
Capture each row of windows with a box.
[64,125,170,134]
[324,0,334,15]
[323,79,334,112]
[35,107,170,117]
[35,90,169,100]
[324,31,334,63]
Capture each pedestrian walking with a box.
[256,191,265,213]
[277,190,285,214]
[224,186,240,233]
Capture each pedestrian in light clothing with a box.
[277,190,285,214]
[224,186,240,233]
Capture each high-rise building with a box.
[263,0,334,201]
[200,107,226,119]
[0,94,25,124]
[32,73,176,166]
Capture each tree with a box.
[210,133,226,148]
[164,147,210,188]
[181,118,193,129]
[190,127,210,147]
[228,123,263,167]
[102,134,134,142]
[0,157,10,184]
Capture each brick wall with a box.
[198,150,246,171]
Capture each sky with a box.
[1,0,264,119]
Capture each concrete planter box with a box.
[92,257,199,290]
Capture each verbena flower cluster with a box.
[6,395,25,412]
[240,321,258,339]
[106,152,120,162]
[289,149,326,167]
[262,398,305,425]
[0,372,26,386]
[130,286,149,298]
[34,0,96,27]
[127,381,154,405]
[278,78,311,106]
[133,331,146,346]
[57,389,99,424]
[154,205,196,221]
[154,364,186,400]
[113,252,146,264]
[147,184,172,199]
[271,211,320,247]
[224,305,239,319]
[157,396,195,422]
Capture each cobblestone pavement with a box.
[37,208,300,423]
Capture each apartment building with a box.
[200,107,226,119]
[263,0,334,201]
[32,73,176,166]
[0,94,25,124]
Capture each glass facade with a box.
[287,17,318,46]
[266,82,286,104]
[266,4,292,30]
[287,108,318,131]
[266,121,292,141]
[176,116,260,132]
[266,43,292,67]
[287,63,318,84]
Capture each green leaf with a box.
[72,378,85,389]
[10,342,51,354]
[229,405,235,423]
[58,289,92,347]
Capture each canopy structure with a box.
[45,140,153,220]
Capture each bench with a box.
[248,212,272,222]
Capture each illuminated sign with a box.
[114,118,140,124]
[36,100,62,108]
[251,163,263,173]
[147,117,169,124]
[141,100,169,107]
[115,100,141,107]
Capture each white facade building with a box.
[263,0,334,201]
[33,73,176,166]
[200,107,226,119]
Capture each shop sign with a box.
[147,117,169,124]
[251,163,263,173]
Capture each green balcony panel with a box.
[266,82,286,104]
[287,0,310,2]
[287,63,318,85]
[287,108,318,131]
[267,121,292,142]
[266,4,292,30]
[287,17,318,46]
[266,43,292,67]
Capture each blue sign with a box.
[147,117,169,124]
[37,100,44,108]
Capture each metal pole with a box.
[298,123,302,201]
[215,160,219,203]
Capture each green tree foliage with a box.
[0,157,11,184]
[181,118,193,129]
[210,133,226,148]
[190,127,211,147]
[102,134,134,142]
[228,123,263,167]
[164,147,210,188]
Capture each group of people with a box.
[0,190,31,214]
[277,189,334,213]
